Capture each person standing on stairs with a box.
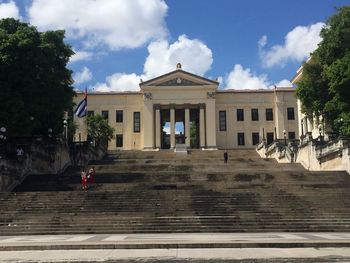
[88,167,95,185]
[81,170,88,191]
[224,151,228,164]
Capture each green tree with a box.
[296,6,350,136]
[0,18,74,137]
[87,114,114,146]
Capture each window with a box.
[102,110,109,120]
[116,134,123,147]
[266,108,273,121]
[251,108,259,121]
[266,132,274,145]
[87,110,94,117]
[219,111,227,131]
[116,110,123,123]
[237,133,245,146]
[287,107,295,120]
[237,109,244,121]
[288,132,295,139]
[134,112,140,133]
[252,132,260,145]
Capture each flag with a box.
[74,89,87,118]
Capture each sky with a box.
[1,0,349,92]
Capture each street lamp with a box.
[63,119,68,142]
[301,119,304,137]
[283,129,287,147]
[0,126,7,158]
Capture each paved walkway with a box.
[2,232,350,250]
[1,233,350,262]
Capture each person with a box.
[16,146,24,162]
[224,151,228,164]
[88,167,95,184]
[81,170,88,191]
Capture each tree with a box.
[0,18,74,138]
[296,6,350,136]
[87,114,114,146]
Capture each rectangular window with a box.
[134,112,140,133]
[287,107,295,120]
[87,110,94,117]
[237,132,245,146]
[266,108,273,121]
[266,132,274,145]
[252,132,260,145]
[219,111,227,131]
[116,134,123,147]
[101,110,109,120]
[251,108,259,121]
[116,110,123,123]
[237,109,244,121]
[288,132,295,139]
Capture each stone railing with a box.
[316,137,348,162]
[257,139,299,163]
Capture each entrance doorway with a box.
[160,107,200,149]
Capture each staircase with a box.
[1,149,350,235]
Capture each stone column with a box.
[143,93,154,150]
[184,105,190,147]
[154,104,161,149]
[205,100,217,148]
[170,104,175,149]
[199,103,206,148]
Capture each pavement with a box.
[1,233,350,262]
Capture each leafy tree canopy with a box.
[0,18,75,137]
[296,6,350,136]
[87,114,115,146]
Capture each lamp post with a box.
[0,126,7,159]
[301,119,304,137]
[63,119,68,143]
[283,129,287,147]
[48,128,54,164]
[338,118,344,137]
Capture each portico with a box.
[140,64,218,150]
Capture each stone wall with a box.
[258,135,350,174]
[0,141,107,192]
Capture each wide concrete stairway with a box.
[1,149,350,235]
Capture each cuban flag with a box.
[74,89,87,118]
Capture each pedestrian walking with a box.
[224,151,228,164]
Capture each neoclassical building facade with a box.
[74,65,299,150]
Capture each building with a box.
[74,64,299,150]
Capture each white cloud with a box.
[74,67,93,85]
[70,51,93,63]
[144,35,213,78]
[0,1,20,19]
[260,22,324,68]
[92,35,213,92]
[223,64,270,90]
[28,0,168,50]
[93,73,144,92]
[258,35,267,48]
[276,79,293,87]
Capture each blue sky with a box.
[1,0,349,91]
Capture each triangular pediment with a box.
[140,69,219,87]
